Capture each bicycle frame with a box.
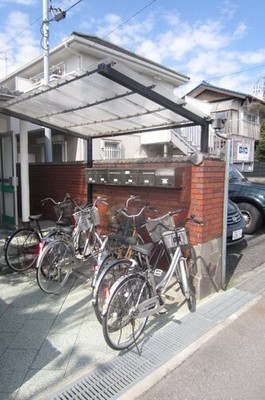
[132,245,182,318]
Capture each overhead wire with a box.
[0,0,158,53]
[0,0,264,83]
[101,0,159,39]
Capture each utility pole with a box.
[42,0,53,162]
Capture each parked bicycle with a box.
[97,194,148,261]
[4,194,77,273]
[92,201,157,324]
[92,195,154,284]
[101,212,202,350]
[36,196,107,294]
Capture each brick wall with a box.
[17,162,88,220]
[92,158,224,246]
[17,157,225,299]
[18,158,224,246]
[189,161,224,244]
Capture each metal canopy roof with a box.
[0,59,210,146]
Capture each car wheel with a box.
[237,202,262,234]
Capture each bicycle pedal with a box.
[164,294,175,302]
[159,306,168,314]
[154,269,164,277]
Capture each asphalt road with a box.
[226,225,265,286]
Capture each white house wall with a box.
[93,134,143,160]
[0,116,8,133]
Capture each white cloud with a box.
[238,50,265,65]
[0,2,264,95]
[96,13,154,49]
[96,9,261,96]
[0,0,37,6]
[0,11,40,78]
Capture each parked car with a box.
[229,164,265,234]
[227,199,245,245]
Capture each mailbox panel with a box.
[155,168,176,188]
[96,169,108,184]
[85,169,97,184]
[108,169,123,185]
[122,169,139,186]
[138,169,156,187]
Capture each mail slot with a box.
[96,169,108,184]
[85,169,97,184]
[155,168,176,188]
[122,169,139,186]
[108,169,123,185]
[138,169,156,187]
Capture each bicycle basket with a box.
[146,215,175,243]
[54,201,74,219]
[162,230,178,252]
[176,227,189,246]
[73,207,100,231]
[73,208,92,230]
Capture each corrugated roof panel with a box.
[0,60,210,138]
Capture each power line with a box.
[1,0,263,86]
[0,0,72,52]
[0,0,158,54]
[101,0,159,39]
[208,64,265,82]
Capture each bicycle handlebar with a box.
[147,212,203,233]
[41,193,77,206]
[93,196,108,207]
[189,214,203,225]
[117,203,157,219]
[125,195,141,208]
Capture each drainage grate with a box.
[45,285,259,400]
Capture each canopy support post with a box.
[87,137,93,204]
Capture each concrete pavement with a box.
[1,224,265,400]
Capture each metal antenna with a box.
[0,49,14,76]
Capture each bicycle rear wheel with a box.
[92,258,136,324]
[102,273,151,350]
[4,228,41,272]
[36,239,74,294]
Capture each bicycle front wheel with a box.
[93,258,136,324]
[102,273,151,350]
[179,258,196,313]
[5,228,41,272]
[36,239,74,294]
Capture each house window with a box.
[103,141,121,159]
[212,111,228,120]
[245,113,257,124]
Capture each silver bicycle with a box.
[92,202,157,324]
[4,194,77,273]
[36,197,107,293]
[101,212,202,350]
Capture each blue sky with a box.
[0,0,265,96]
